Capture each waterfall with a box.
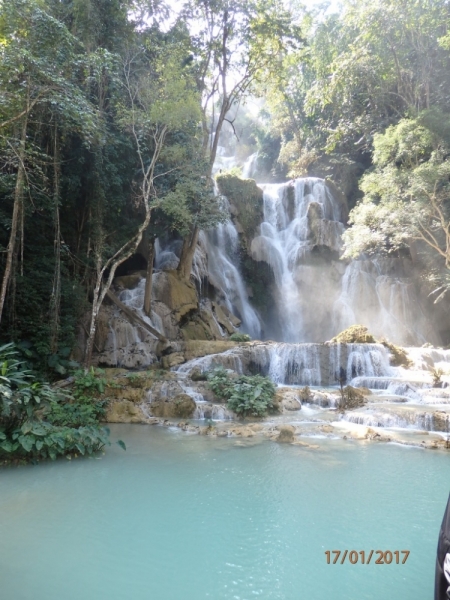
[247,177,435,346]
[202,197,262,339]
[333,259,429,345]
[250,178,345,341]
[242,152,258,179]
[174,342,393,386]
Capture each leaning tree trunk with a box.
[143,237,155,316]
[177,226,199,282]
[0,115,28,325]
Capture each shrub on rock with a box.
[331,325,376,344]
[229,333,251,342]
[206,367,276,417]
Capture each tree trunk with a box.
[0,115,27,325]
[177,226,199,281]
[84,259,102,368]
[50,122,61,352]
[107,289,166,342]
[143,237,155,316]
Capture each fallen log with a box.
[106,289,167,343]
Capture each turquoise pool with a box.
[0,425,448,600]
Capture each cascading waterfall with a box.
[175,342,393,387]
[333,259,429,345]
[251,178,345,341]
[249,177,435,345]
[201,197,261,339]
[102,167,449,432]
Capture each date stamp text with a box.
[324,550,410,565]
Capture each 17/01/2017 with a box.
[325,550,410,565]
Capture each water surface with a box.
[0,425,448,600]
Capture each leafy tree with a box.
[0,0,98,327]
[175,0,304,279]
[343,112,450,298]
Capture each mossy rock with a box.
[106,400,145,423]
[189,367,208,381]
[339,386,366,410]
[299,386,312,402]
[381,340,412,368]
[215,173,263,240]
[152,270,198,322]
[181,319,212,341]
[331,325,376,344]
[275,425,295,443]
[150,393,196,418]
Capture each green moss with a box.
[380,340,412,368]
[331,325,376,344]
[215,173,263,239]
[229,333,251,342]
[240,253,274,312]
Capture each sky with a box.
[162,0,343,29]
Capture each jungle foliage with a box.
[260,0,450,298]
[0,344,111,462]
[0,0,302,367]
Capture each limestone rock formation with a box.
[106,400,145,423]
[152,270,198,322]
[150,393,197,419]
[274,387,302,412]
[275,425,295,443]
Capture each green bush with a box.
[45,368,107,427]
[229,332,251,342]
[207,367,276,417]
[0,343,111,462]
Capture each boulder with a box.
[152,270,198,322]
[275,424,295,443]
[274,387,302,412]
[299,386,312,402]
[106,400,145,423]
[214,303,241,328]
[150,393,197,419]
[181,319,212,341]
[213,304,238,334]
[189,367,208,381]
[161,352,186,369]
[340,386,366,410]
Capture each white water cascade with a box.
[251,178,345,341]
[249,177,436,345]
[175,341,393,387]
[202,191,262,338]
